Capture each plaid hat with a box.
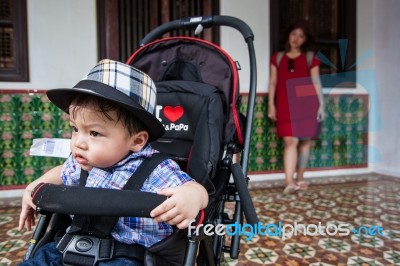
[46,59,165,141]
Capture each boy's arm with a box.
[18,165,64,231]
[24,164,64,194]
[150,181,208,229]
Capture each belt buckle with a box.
[60,234,114,266]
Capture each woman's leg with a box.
[283,137,299,187]
[296,140,313,186]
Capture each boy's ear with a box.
[130,131,149,152]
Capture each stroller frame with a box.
[25,15,259,266]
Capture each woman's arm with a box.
[268,64,278,121]
[310,66,325,121]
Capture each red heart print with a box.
[163,106,184,122]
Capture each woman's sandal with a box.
[283,183,299,194]
[296,180,309,191]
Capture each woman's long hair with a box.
[284,20,315,53]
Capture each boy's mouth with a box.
[75,154,88,165]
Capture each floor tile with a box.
[1,173,400,265]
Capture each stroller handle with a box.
[140,15,254,45]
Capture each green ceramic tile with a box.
[0,92,368,186]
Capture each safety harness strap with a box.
[68,168,118,238]
[59,153,170,265]
[57,233,145,265]
[123,153,171,190]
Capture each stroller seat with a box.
[25,15,259,266]
[153,80,225,193]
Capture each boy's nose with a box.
[74,135,88,150]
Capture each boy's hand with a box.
[18,189,37,232]
[150,182,208,229]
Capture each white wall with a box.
[370,0,400,177]
[0,0,97,90]
[357,0,376,171]
[220,0,270,93]
[2,0,268,92]
[1,0,399,178]
[219,0,400,179]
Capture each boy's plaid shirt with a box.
[61,144,193,247]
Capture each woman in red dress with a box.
[268,20,325,194]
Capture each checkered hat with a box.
[46,59,165,141]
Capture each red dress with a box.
[271,52,321,139]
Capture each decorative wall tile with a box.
[241,94,368,173]
[0,92,67,187]
[0,92,368,187]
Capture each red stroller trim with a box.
[127,36,243,146]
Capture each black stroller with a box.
[25,15,259,265]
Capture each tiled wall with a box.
[0,92,68,187]
[243,94,368,173]
[0,91,368,187]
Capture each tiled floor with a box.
[1,173,400,265]
[225,173,400,265]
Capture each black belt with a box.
[57,233,145,266]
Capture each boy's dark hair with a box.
[70,93,148,136]
[284,19,315,53]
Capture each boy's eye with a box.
[71,125,78,132]
[90,131,101,137]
